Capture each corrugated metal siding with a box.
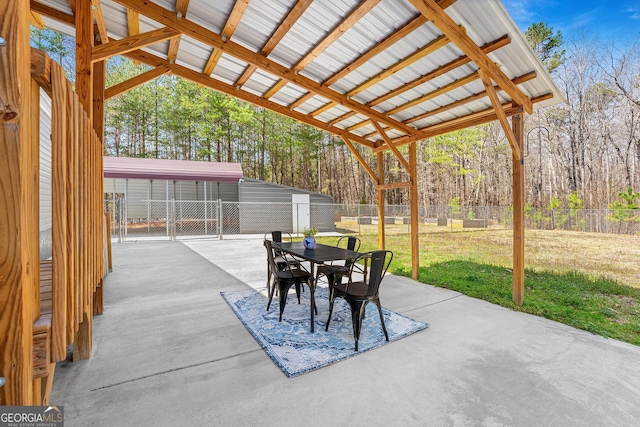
[39,89,53,260]
[239,178,333,203]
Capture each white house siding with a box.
[40,89,53,260]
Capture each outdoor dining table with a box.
[274,241,362,332]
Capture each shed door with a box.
[292,194,310,234]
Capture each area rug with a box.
[221,286,429,378]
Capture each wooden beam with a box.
[202,0,250,76]
[235,0,314,88]
[323,0,458,87]
[113,0,419,137]
[30,1,75,26]
[405,71,536,124]
[166,0,190,63]
[371,121,410,173]
[369,34,510,107]
[105,66,171,99]
[373,93,552,153]
[30,49,52,96]
[512,112,525,305]
[30,10,45,29]
[91,27,181,63]
[127,9,139,36]
[409,142,419,280]
[311,101,337,117]
[76,0,93,116]
[478,68,521,160]
[122,47,375,148]
[263,79,288,99]
[294,0,381,72]
[328,110,357,126]
[289,92,315,110]
[347,31,453,98]
[387,69,478,116]
[1,0,36,405]
[408,0,533,113]
[91,0,109,44]
[341,136,379,183]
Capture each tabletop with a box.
[275,242,361,264]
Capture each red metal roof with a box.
[103,157,243,182]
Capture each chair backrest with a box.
[350,250,393,297]
[337,236,361,252]
[264,239,280,273]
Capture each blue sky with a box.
[502,0,640,41]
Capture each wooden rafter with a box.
[126,9,139,36]
[91,0,109,44]
[311,101,337,117]
[405,71,536,124]
[368,34,511,107]
[166,0,190,63]
[121,45,376,148]
[328,110,357,126]
[373,93,552,152]
[387,70,479,116]
[235,0,313,88]
[323,0,457,88]
[105,66,171,99]
[31,10,45,28]
[30,1,74,26]
[203,0,250,76]
[347,31,453,98]
[91,27,180,63]
[113,0,419,137]
[263,79,288,99]
[289,92,315,110]
[371,121,410,173]
[478,68,521,160]
[294,0,380,72]
[408,0,533,113]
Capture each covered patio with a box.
[51,239,640,426]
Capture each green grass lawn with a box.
[317,230,640,346]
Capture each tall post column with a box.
[409,142,419,280]
[0,0,37,405]
[376,151,385,249]
[512,113,525,305]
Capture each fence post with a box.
[605,208,609,233]
[218,199,223,239]
[357,204,361,235]
[551,209,555,230]
[171,199,176,241]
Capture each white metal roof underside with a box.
[32,0,563,150]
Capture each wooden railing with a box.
[27,49,105,403]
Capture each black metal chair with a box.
[264,240,316,322]
[315,236,361,297]
[263,231,293,294]
[325,250,393,351]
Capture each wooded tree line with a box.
[32,25,640,209]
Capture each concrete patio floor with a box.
[51,239,640,426]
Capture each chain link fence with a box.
[106,199,640,240]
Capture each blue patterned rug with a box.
[221,286,429,378]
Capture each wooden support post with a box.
[51,61,68,362]
[376,151,385,249]
[0,0,37,405]
[512,112,525,305]
[409,142,419,280]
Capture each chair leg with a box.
[375,300,389,342]
[325,294,337,331]
[350,300,367,352]
[266,277,277,311]
[278,281,292,322]
[295,283,301,304]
